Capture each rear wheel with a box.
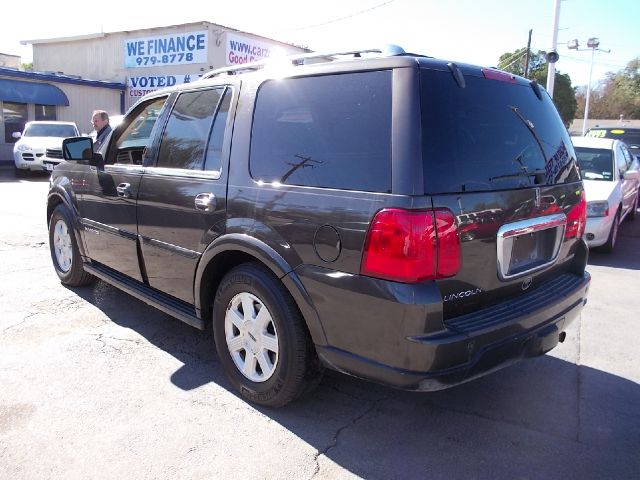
[49,205,95,286]
[212,263,322,407]
[600,210,620,253]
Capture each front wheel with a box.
[212,263,322,408]
[49,205,95,286]
[600,211,620,253]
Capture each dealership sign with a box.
[124,31,208,68]
[128,74,202,97]
[226,33,276,66]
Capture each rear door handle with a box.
[195,192,216,212]
[116,183,131,198]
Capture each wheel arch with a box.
[194,234,327,346]
[46,187,88,258]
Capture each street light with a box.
[567,37,610,135]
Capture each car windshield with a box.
[587,129,640,149]
[574,147,613,181]
[24,124,77,137]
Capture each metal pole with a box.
[524,29,532,78]
[546,0,561,97]
[582,47,596,136]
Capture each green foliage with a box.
[577,57,640,119]
[498,49,577,126]
[21,62,33,71]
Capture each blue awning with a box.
[0,79,69,106]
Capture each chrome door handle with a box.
[116,183,131,198]
[195,192,216,212]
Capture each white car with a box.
[572,136,640,252]
[13,121,79,176]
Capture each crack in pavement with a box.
[310,395,388,479]
[1,312,37,333]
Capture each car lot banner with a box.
[128,74,202,98]
[124,31,208,68]
[226,33,275,65]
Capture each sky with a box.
[1,0,638,88]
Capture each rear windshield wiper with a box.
[489,169,547,184]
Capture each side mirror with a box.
[12,132,22,139]
[623,169,639,181]
[63,137,94,161]
[62,136,104,170]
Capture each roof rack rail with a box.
[200,44,406,80]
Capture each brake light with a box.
[565,190,587,239]
[482,68,517,83]
[360,208,460,283]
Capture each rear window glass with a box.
[421,70,580,193]
[250,71,392,193]
[24,124,77,137]
[574,147,613,181]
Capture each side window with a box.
[616,145,628,174]
[113,97,167,165]
[621,146,632,169]
[156,88,223,170]
[250,71,392,193]
[204,89,232,172]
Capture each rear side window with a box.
[574,147,613,181]
[157,88,223,170]
[250,71,392,193]
[421,70,581,193]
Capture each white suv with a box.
[13,121,79,176]
[572,136,640,252]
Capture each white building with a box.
[0,21,308,162]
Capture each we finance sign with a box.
[124,31,208,68]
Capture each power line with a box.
[274,1,397,33]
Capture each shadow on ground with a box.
[70,253,640,480]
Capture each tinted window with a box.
[113,97,166,165]
[587,128,640,148]
[250,71,392,192]
[204,88,231,172]
[157,88,223,170]
[574,147,613,181]
[421,70,581,193]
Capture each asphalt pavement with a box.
[1,168,638,480]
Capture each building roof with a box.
[21,21,310,52]
[0,67,125,90]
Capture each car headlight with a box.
[587,201,609,217]
[16,144,31,152]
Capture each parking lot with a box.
[1,168,639,480]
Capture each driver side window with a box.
[110,97,167,165]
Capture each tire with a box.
[625,192,638,221]
[600,210,620,253]
[49,205,95,286]
[212,263,322,408]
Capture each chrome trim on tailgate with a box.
[496,213,566,280]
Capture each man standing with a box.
[91,110,112,152]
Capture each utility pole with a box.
[524,29,533,78]
[546,0,561,98]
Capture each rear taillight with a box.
[565,190,587,239]
[360,208,460,283]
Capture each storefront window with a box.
[3,102,28,143]
[35,104,56,121]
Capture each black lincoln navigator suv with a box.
[48,46,590,407]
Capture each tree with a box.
[577,58,640,119]
[498,49,577,126]
[21,62,33,71]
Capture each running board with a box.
[84,263,205,330]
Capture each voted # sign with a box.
[125,31,208,68]
[128,74,202,97]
